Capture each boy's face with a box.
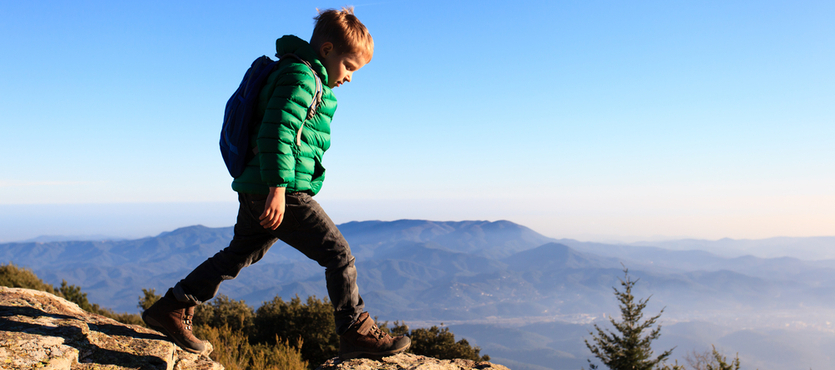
[319,42,369,88]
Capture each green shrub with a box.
[138,288,162,311]
[193,294,254,334]
[684,346,741,370]
[378,319,410,336]
[60,280,93,311]
[253,295,338,368]
[0,262,142,325]
[60,280,144,325]
[194,324,307,370]
[0,262,60,295]
[407,325,489,361]
[3,263,489,366]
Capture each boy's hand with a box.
[260,187,286,230]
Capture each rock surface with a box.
[0,286,221,370]
[316,353,510,370]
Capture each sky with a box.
[1,1,833,243]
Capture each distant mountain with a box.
[3,220,835,316]
[556,238,835,289]
[3,220,835,370]
[505,242,619,270]
[338,219,555,259]
[627,236,835,260]
[21,234,126,243]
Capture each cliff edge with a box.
[0,286,221,370]
[1,286,510,370]
[317,353,510,370]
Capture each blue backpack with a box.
[220,54,323,178]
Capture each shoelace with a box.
[369,324,387,341]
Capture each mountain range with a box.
[2,219,834,370]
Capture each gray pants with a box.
[171,191,364,334]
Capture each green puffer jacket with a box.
[232,35,337,195]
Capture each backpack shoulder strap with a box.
[277,53,324,146]
[277,53,324,121]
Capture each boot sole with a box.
[339,341,411,360]
[142,311,204,354]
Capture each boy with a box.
[142,7,410,360]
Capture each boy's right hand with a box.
[260,187,286,230]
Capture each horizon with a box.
[2,1,833,246]
[2,205,833,246]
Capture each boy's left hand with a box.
[260,187,286,230]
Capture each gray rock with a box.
[316,353,510,370]
[0,286,222,370]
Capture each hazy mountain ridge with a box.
[3,220,835,370]
[4,221,835,315]
[559,238,835,288]
[627,236,835,260]
[338,219,556,260]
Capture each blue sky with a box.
[1,1,833,243]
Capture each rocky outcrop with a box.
[0,286,221,370]
[0,286,512,370]
[316,353,510,370]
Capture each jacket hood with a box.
[275,35,328,83]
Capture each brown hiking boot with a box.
[142,291,206,354]
[339,312,410,360]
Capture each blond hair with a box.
[311,7,374,61]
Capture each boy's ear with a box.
[319,42,334,58]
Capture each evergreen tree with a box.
[584,267,682,370]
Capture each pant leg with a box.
[277,192,364,335]
[173,192,278,304]
[171,191,364,334]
